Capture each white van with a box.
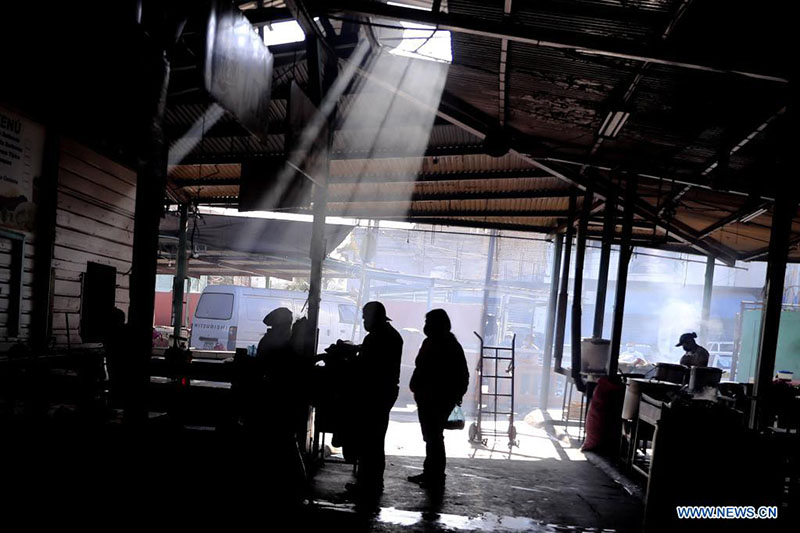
[189,285,358,355]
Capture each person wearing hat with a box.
[229,307,294,429]
[676,332,709,368]
[256,307,294,358]
[257,307,311,506]
[346,301,403,499]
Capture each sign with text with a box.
[0,107,44,232]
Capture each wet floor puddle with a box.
[313,500,615,532]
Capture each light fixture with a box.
[739,207,768,224]
[599,110,630,138]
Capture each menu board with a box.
[0,106,44,232]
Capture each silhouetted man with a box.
[347,301,402,497]
[408,309,469,489]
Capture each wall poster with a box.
[0,106,44,232]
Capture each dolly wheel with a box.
[468,422,481,443]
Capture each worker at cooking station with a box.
[675,332,710,368]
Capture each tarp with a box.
[159,213,351,259]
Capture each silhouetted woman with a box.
[408,309,469,488]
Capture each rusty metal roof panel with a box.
[329,153,538,179]
[332,124,483,154]
[179,185,240,199]
[447,0,504,21]
[426,124,484,147]
[168,163,241,179]
[445,65,500,121]
[513,1,668,42]
[441,216,559,228]
[329,177,567,197]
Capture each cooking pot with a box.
[621,378,681,420]
[688,366,723,393]
[655,362,687,385]
[580,337,611,373]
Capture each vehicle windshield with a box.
[338,303,357,324]
[195,293,234,320]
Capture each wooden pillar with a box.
[571,187,592,390]
[539,233,563,409]
[750,190,796,429]
[608,176,637,377]
[171,204,188,347]
[30,129,60,353]
[554,192,576,370]
[593,191,615,338]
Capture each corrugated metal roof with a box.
[161,0,792,259]
[329,152,536,178]
[168,164,241,179]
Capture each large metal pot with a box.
[655,363,687,385]
[581,337,611,373]
[622,378,681,420]
[688,366,723,393]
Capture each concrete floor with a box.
[302,407,643,532]
[1,398,643,531]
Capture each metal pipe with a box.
[171,204,189,347]
[571,187,592,390]
[553,192,576,370]
[480,229,498,342]
[305,34,329,363]
[750,189,796,429]
[539,233,563,409]
[701,254,715,342]
[351,222,372,341]
[608,176,637,377]
[593,190,615,338]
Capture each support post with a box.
[571,187,592,391]
[480,229,498,342]
[128,48,171,425]
[30,129,60,353]
[304,33,329,361]
[554,192,576,370]
[352,222,372,340]
[304,32,332,459]
[608,176,637,378]
[171,204,189,347]
[539,233,563,409]
[750,189,796,429]
[593,189,615,338]
[701,254,715,342]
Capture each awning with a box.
[158,213,352,278]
